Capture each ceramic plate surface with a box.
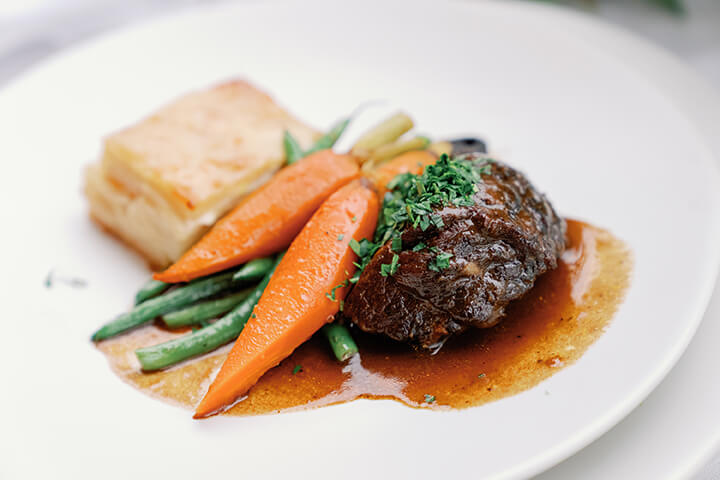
[1,1,719,479]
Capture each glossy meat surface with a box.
[343,155,565,348]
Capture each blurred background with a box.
[0,0,719,88]
[0,0,718,478]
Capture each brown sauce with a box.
[97,220,632,415]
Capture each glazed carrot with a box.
[155,150,360,283]
[194,180,379,418]
[369,149,437,197]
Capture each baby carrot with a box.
[193,179,378,418]
[155,150,360,283]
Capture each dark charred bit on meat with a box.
[342,153,565,349]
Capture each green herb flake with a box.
[478,373,486,378]
[326,280,349,302]
[349,238,362,256]
[391,237,402,252]
[250,312,257,319]
[390,253,399,273]
[292,365,303,375]
[429,251,453,272]
[380,253,400,277]
[424,394,436,404]
[337,234,345,241]
[412,242,427,252]
[350,154,491,280]
[44,270,87,289]
[351,215,357,223]
[44,270,54,288]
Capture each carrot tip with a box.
[192,181,378,417]
[193,404,218,419]
[155,151,361,284]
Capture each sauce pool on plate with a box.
[97,219,632,415]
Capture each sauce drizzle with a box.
[97,220,632,415]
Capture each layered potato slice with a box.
[85,80,318,268]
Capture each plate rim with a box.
[1,1,720,478]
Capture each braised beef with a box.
[343,154,565,349]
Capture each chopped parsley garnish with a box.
[337,234,345,241]
[429,251,453,272]
[380,253,399,277]
[351,215,357,223]
[351,154,491,280]
[391,237,402,252]
[250,312,257,319]
[412,242,427,252]
[292,365,303,375]
[478,373,486,378]
[349,238,373,257]
[424,394,436,404]
[44,270,87,289]
[326,280,349,302]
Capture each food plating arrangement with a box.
[88,80,632,418]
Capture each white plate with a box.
[540,276,720,479]
[1,1,719,479]
[532,9,720,478]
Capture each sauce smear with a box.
[98,220,632,415]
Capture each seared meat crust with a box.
[343,155,565,348]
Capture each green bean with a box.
[134,278,169,305]
[283,131,304,165]
[322,323,359,361]
[305,117,351,154]
[162,290,252,328]
[367,136,431,166]
[351,112,413,154]
[92,268,242,341]
[135,254,283,371]
[286,118,351,166]
[232,256,274,282]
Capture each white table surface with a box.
[1,1,719,478]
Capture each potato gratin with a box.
[85,80,318,268]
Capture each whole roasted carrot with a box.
[193,179,379,418]
[369,149,436,198]
[155,150,360,283]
